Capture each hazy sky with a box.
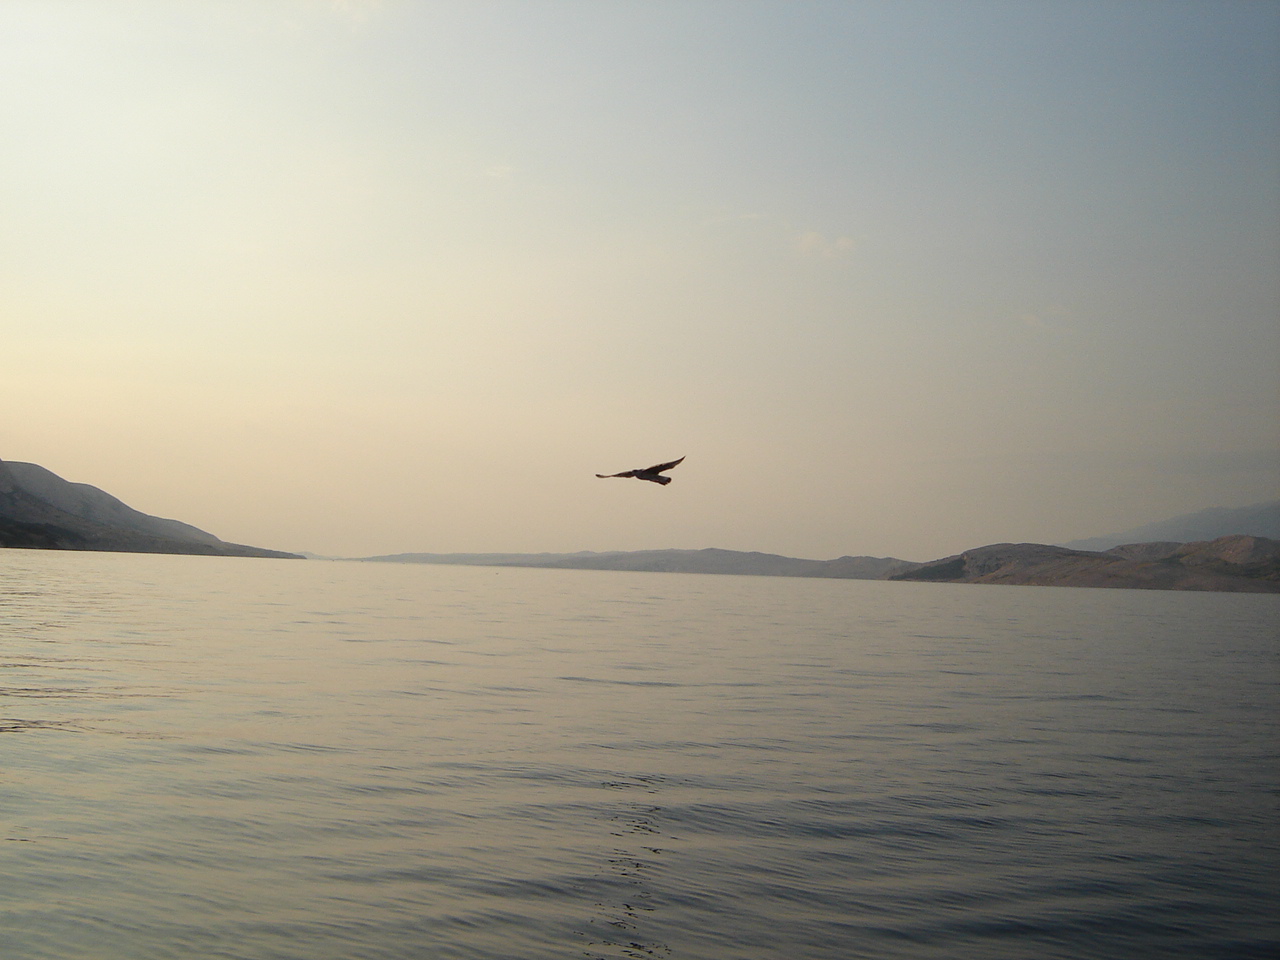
[3,0,1278,560]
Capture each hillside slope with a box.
[0,459,301,559]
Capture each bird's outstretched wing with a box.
[645,456,685,474]
[596,469,639,479]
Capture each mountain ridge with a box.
[0,458,301,559]
[1063,500,1280,551]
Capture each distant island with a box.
[0,458,301,559]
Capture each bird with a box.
[596,456,685,485]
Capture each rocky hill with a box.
[0,458,301,559]
[891,536,1280,593]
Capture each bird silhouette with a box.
[596,456,685,485]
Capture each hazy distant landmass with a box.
[0,458,301,559]
[1062,500,1280,551]
[362,548,918,580]
[364,530,1280,593]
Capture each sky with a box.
[2,0,1278,561]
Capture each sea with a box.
[0,548,1276,960]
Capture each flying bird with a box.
[596,456,685,485]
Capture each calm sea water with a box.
[0,549,1276,960]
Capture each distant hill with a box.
[1063,500,1280,551]
[362,548,918,580]
[0,458,301,559]
[891,536,1280,593]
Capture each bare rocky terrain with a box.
[891,536,1280,592]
